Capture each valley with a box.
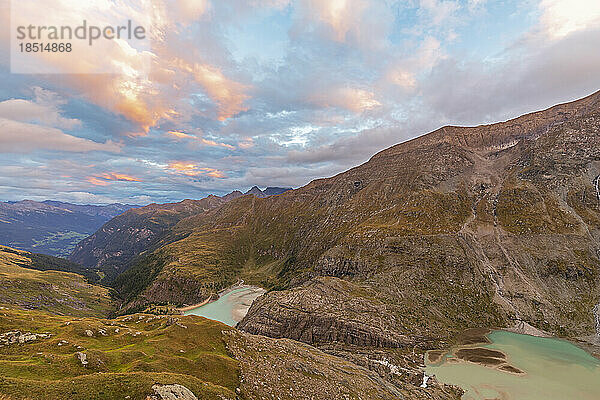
[0,201,136,257]
[0,245,453,399]
[1,93,600,399]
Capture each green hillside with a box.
[0,246,112,317]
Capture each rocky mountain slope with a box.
[69,196,235,284]
[93,91,600,345]
[0,200,135,257]
[0,246,112,317]
[237,90,600,343]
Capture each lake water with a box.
[184,286,265,327]
[425,330,600,400]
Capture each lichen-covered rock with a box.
[75,352,88,366]
[0,331,50,346]
[147,384,197,400]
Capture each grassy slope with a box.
[0,309,238,400]
[0,246,112,318]
[70,197,231,284]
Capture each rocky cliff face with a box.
[238,276,443,348]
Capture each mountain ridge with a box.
[69,186,293,284]
[375,89,600,156]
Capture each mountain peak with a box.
[244,186,292,198]
[245,186,263,195]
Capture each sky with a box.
[0,0,599,205]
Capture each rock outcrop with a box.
[148,384,197,400]
[0,331,50,346]
[238,277,420,347]
[225,330,461,400]
[75,352,88,366]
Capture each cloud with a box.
[166,130,235,149]
[5,0,250,135]
[168,162,227,178]
[310,87,381,113]
[238,138,255,149]
[539,0,600,39]
[0,87,80,129]
[86,177,112,186]
[200,138,235,149]
[0,118,122,153]
[170,0,210,25]
[100,173,141,182]
[385,36,443,90]
[419,0,460,26]
[303,0,369,42]
[421,27,600,124]
[87,173,141,186]
[1,0,599,206]
[0,87,121,154]
[184,61,251,121]
[294,0,393,49]
[467,0,487,12]
[167,130,196,139]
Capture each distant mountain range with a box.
[0,200,137,257]
[0,188,290,260]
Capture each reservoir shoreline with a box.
[182,283,266,326]
[177,281,262,313]
[425,329,600,400]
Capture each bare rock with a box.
[75,352,88,366]
[147,384,197,400]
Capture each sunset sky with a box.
[1,0,599,204]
